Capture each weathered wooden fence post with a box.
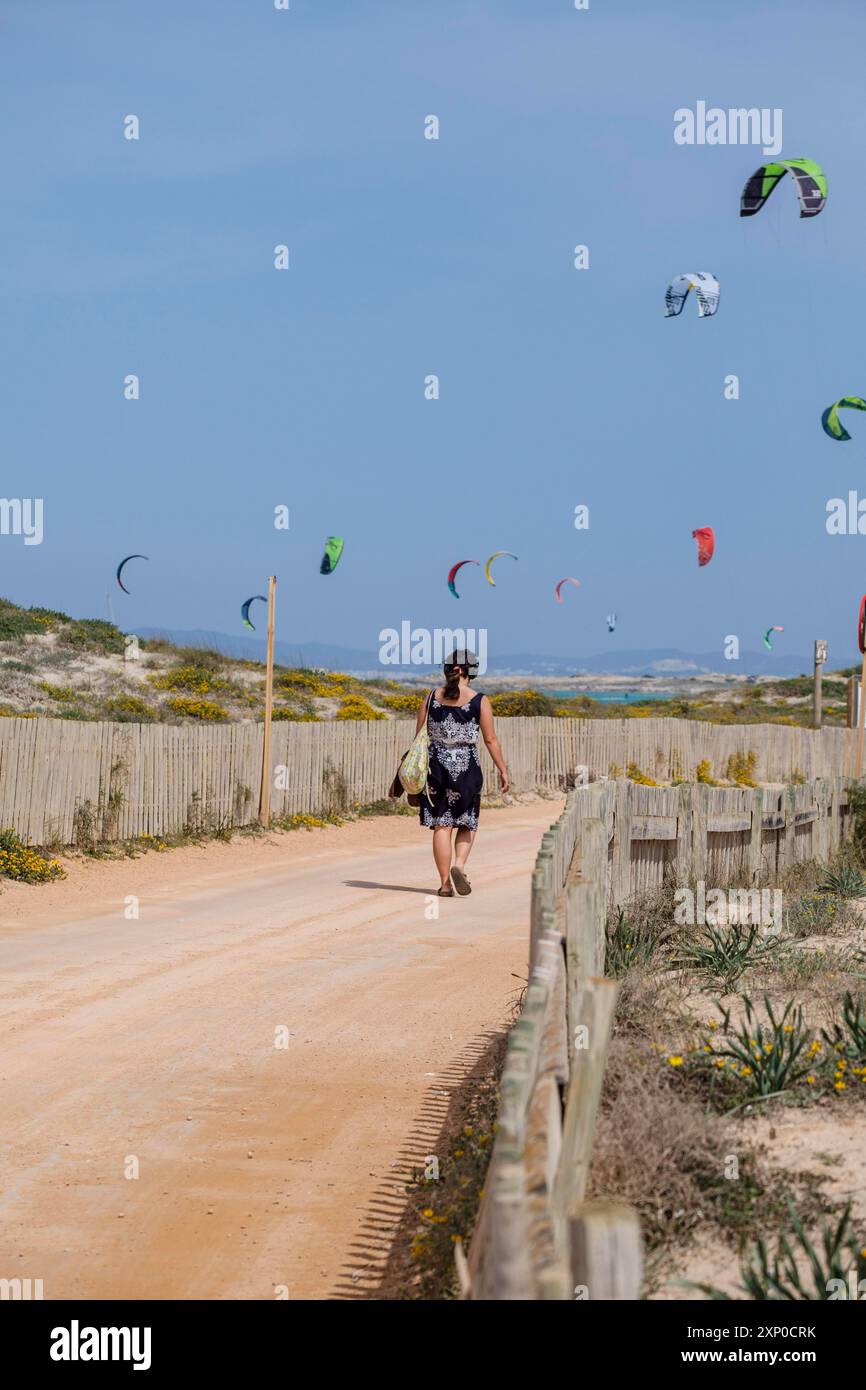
[611,780,632,903]
[676,784,692,884]
[780,784,797,872]
[569,1201,643,1301]
[691,783,709,884]
[747,786,764,884]
[565,818,607,1054]
[553,977,618,1219]
[487,1159,533,1299]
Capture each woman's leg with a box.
[454,827,475,870]
[432,826,453,887]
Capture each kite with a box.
[447,559,479,598]
[484,551,518,586]
[692,527,715,568]
[664,272,720,319]
[555,577,580,604]
[740,159,827,219]
[320,537,344,575]
[241,595,267,630]
[763,625,784,651]
[116,554,148,594]
[822,397,866,442]
[606,613,617,633]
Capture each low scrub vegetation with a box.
[0,594,853,732]
[0,828,64,883]
[590,844,866,1298]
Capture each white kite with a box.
[665,272,720,319]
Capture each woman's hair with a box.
[443,663,466,701]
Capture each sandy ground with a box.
[656,1102,866,1300]
[658,1101,866,1299]
[0,800,561,1301]
[655,915,866,1300]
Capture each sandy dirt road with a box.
[0,800,561,1300]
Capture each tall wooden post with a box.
[856,650,866,780]
[848,676,858,779]
[812,640,826,729]
[856,598,866,780]
[259,575,277,825]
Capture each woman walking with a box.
[415,648,509,897]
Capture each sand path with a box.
[0,801,560,1300]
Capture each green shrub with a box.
[726,751,758,787]
[169,646,228,673]
[488,689,555,717]
[166,696,227,721]
[0,827,64,882]
[335,696,386,721]
[786,891,851,938]
[0,600,56,641]
[39,682,77,702]
[382,692,424,713]
[58,618,126,655]
[149,664,228,695]
[104,694,155,722]
[277,669,351,698]
[626,761,657,786]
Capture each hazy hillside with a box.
[0,599,417,725]
[0,600,848,728]
[138,627,818,678]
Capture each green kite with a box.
[822,397,866,442]
[320,536,344,575]
[740,158,827,218]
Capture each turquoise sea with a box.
[548,689,676,703]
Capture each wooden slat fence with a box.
[467,774,854,1300]
[0,715,854,847]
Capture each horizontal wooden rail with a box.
[469,773,855,1300]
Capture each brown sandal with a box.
[438,886,454,897]
[451,867,472,896]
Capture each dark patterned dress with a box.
[420,691,484,830]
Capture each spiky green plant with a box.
[707,994,814,1097]
[691,1202,865,1300]
[817,863,866,899]
[821,992,866,1064]
[674,923,779,995]
[605,907,660,977]
[785,891,848,939]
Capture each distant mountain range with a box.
[137,629,821,678]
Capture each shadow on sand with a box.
[343,879,432,895]
[329,1028,508,1300]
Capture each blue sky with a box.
[2,0,865,666]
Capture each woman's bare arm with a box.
[479,695,509,793]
